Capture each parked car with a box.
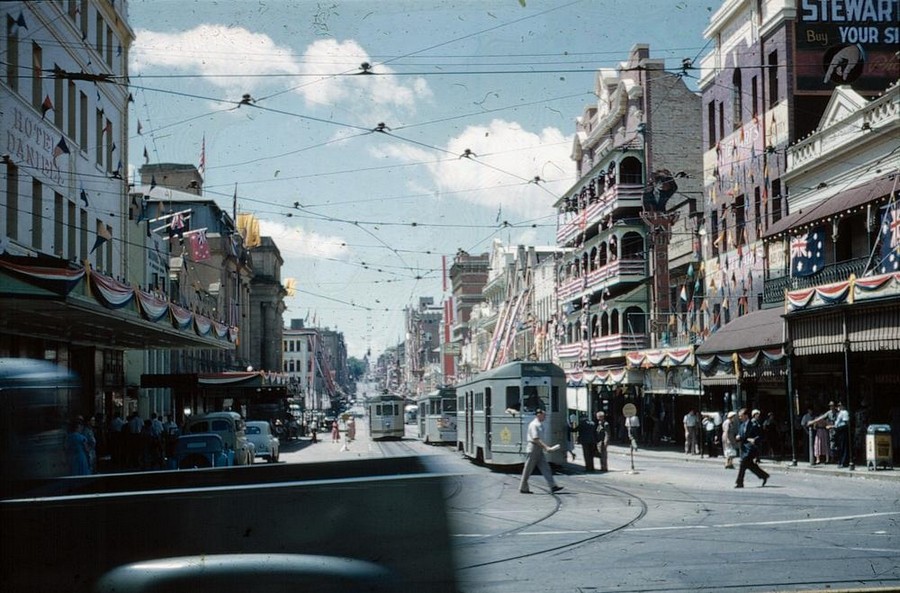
[245,420,280,463]
[171,433,232,469]
[184,411,254,465]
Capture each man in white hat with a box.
[722,411,738,469]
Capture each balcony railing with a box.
[557,333,648,360]
[557,183,644,245]
[557,258,647,301]
[763,256,869,305]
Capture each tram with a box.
[366,392,405,440]
[416,386,457,445]
[456,361,567,467]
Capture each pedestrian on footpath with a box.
[331,420,340,443]
[833,402,851,467]
[683,409,700,455]
[734,408,769,488]
[595,411,610,472]
[576,413,597,472]
[519,409,563,495]
[722,411,738,469]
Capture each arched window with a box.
[599,242,608,267]
[591,314,599,338]
[624,306,646,334]
[619,156,643,184]
[601,311,609,336]
[589,246,597,271]
[621,231,644,259]
[610,309,620,334]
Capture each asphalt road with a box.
[281,419,900,593]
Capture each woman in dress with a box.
[65,419,91,476]
[721,411,738,469]
[809,410,831,465]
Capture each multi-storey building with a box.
[695,0,899,450]
[1,2,234,422]
[403,296,442,395]
[445,250,489,383]
[248,237,286,374]
[556,44,702,436]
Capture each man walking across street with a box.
[576,413,597,472]
[734,408,769,488]
[519,409,563,494]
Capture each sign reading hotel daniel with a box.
[794,0,899,94]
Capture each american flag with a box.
[790,226,824,277]
[879,203,900,274]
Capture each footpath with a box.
[593,441,899,483]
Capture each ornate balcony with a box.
[556,183,644,245]
[763,256,868,306]
[557,333,648,361]
[557,258,647,302]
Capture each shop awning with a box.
[789,303,900,355]
[695,307,785,356]
[765,174,896,239]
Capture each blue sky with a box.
[126,0,716,359]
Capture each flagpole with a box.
[233,183,238,222]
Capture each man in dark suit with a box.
[734,408,770,488]
[576,413,597,472]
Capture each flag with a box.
[143,146,149,164]
[790,226,825,277]
[878,202,900,274]
[283,278,296,297]
[52,136,70,162]
[7,11,27,34]
[198,134,206,179]
[237,213,260,248]
[90,223,112,254]
[679,285,688,302]
[188,229,211,261]
[79,185,89,207]
[41,95,53,118]
[149,175,157,192]
[169,211,186,244]
[137,120,143,135]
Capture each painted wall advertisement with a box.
[795,0,900,94]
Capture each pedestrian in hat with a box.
[722,411,738,469]
[519,409,563,494]
[734,408,769,488]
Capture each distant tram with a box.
[366,393,405,440]
[456,361,567,467]
[417,387,457,445]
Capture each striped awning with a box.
[789,305,900,356]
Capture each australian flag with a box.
[790,226,825,277]
[879,203,900,274]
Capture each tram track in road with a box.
[454,476,650,571]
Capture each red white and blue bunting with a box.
[786,271,900,311]
[625,347,694,369]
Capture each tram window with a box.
[443,398,456,413]
[523,386,541,413]
[376,405,382,415]
[505,386,520,411]
[474,392,484,411]
[551,386,560,413]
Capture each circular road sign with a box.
[622,403,637,418]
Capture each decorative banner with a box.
[169,303,193,330]
[194,314,212,337]
[0,256,85,295]
[135,288,169,322]
[89,270,135,309]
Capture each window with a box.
[771,179,782,222]
[767,50,778,108]
[53,66,64,128]
[751,76,759,118]
[707,101,716,148]
[753,187,761,235]
[32,42,43,111]
[6,23,18,91]
[505,385,520,411]
[734,194,745,238]
[32,179,43,248]
[710,211,719,257]
[80,0,89,41]
[68,200,76,258]
[54,192,64,256]
[731,68,742,130]
[105,119,113,173]
[67,81,76,139]
[95,109,104,164]
[79,91,88,147]
[80,209,88,261]
[95,12,104,56]
[718,101,724,143]
[5,163,18,240]
[105,25,113,67]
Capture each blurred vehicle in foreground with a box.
[171,433,232,469]
[184,411,254,465]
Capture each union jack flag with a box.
[790,226,824,277]
[879,203,900,274]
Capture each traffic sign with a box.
[622,403,637,418]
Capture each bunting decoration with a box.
[80,185,89,207]
[52,136,70,163]
[7,11,27,34]
[41,95,53,118]
[143,146,149,164]
[90,223,112,254]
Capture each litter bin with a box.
[866,424,892,470]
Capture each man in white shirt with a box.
[519,409,563,495]
[683,409,699,454]
[834,402,851,467]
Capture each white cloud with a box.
[131,25,300,93]
[258,219,348,260]
[131,28,431,115]
[422,120,572,219]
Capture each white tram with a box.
[366,393,405,440]
[456,361,567,467]
[416,387,457,445]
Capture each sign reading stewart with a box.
[795,0,899,94]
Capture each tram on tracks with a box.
[455,361,567,467]
[366,392,405,440]
[416,386,457,445]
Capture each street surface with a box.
[280,416,900,593]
